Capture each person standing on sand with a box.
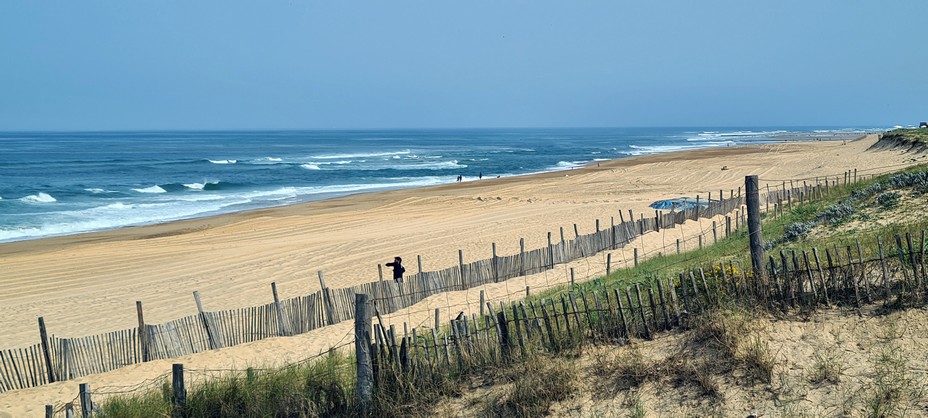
[386,256,405,283]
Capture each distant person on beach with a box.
[479,172,483,179]
[456,175,462,182]
[386,256,405,283]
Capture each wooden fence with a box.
[356,229,927,404]
[50,227,928,417]
[10,174,878,394]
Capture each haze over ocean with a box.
[0,127,875,242]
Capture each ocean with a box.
[0,127,880,243]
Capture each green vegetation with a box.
[881,128,928,145]
[98,163,928,417]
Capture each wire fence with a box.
[47,225,928,416]
[0,164,907,396]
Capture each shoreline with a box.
[2,133,925,416]
[0,140,775,256]
[0,134,918,347]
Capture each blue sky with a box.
[1,1,925,130]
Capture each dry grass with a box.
[808,348,845,385]
[482,355,576,418]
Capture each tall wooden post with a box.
[417,255,423,275]
[746,175,768,291]
[38,317,55,383]
[606,253,612,276]
[271,282,291,336]
[519,238,525,276]
[79,383,92,418]
[547,232,554,268]
[172,364,186,418]
[354,293,373,411]
[492,242,499,282]
[136,301,149,362]
[193,291,217,350]
[319,271,335,326]
[458,249,466,290]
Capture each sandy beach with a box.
[1,134,924,416]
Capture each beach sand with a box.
[1,134,924,416]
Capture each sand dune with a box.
[1,134,924,416]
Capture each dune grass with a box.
[97,163,928,417]
[881,128,928,145]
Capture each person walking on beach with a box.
[386,256,405,283]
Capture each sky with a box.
[1,1,926,131]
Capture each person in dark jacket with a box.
[386,256,405,283]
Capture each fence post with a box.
[492,242,499,282]
[136,301,149,362]
[746,175,768,294]
[497,310,511,361]
[45,405,53,418]
[606,253,612,276]
[458,249,466,290]
[633,248,638,267]
[271,282,291,337]
[172,364,186,418]
[319,271,335,325]
[79,383,92,418]
[434,308,441,332]
[354,293,373,412]
[520,238,526,276]
[193,291,217,350]
[37,317,56,383]
[570,268,575,287]
[611,217,617,249]
[417,255,423,275]
[547,232,554,268]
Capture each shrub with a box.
[888,170,928,191]
[852,182,884,199]
[783,222,814,242]
[876,191,900,209]
[816,201,856,225]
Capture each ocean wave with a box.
[208,159,237,164]
[301,164,321,170]
[245,157,285,165]
[183,180,221,191]
[696,130,788,139]
[20,192,57,203]
[310,150,410,159]
[84,188,116,194]
[133,185,167,194]
[416,160,467,170]
[552,161,586,170]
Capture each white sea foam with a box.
[412,160,467,170]
[553,161,586,170]
[20,193,57,203]
[133,185,167,194]
[301,164,321,170]
[84,188,113,194]
[310,150,410,159]
[247,157,284,165]
[208,159,237,164]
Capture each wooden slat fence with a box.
[0,192,765,394]
[368,231,928,399]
